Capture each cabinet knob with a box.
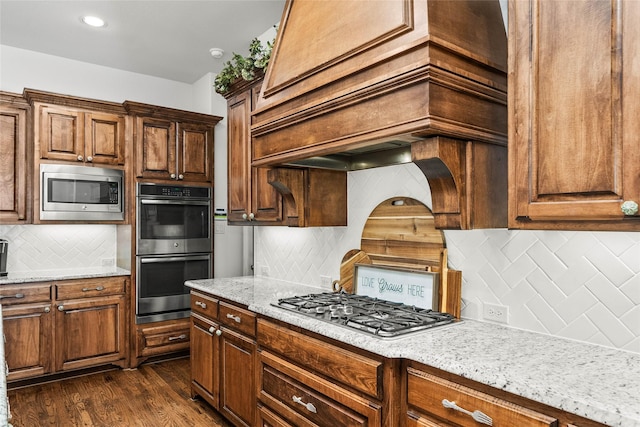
[57,305,64,312]
[77,155,84,161]
[208,326,215,334]
[86,156,93,162]
[242,213,248,220]
[44,306,51,313]
[178,174,184,180]
[215,329,222,336]
[621,201,639,216]
[248,212,255,220]
[170,173,177,179]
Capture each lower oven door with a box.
[136,253,211,324]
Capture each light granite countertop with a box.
[0,267,131,285]
[187,276,640,427]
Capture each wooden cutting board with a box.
[333,249,371,293]
[337,196,462,317]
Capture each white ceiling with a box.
[0,0,286,84]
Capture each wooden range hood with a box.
[252,0,508,229]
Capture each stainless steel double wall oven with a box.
[136,183,212,323]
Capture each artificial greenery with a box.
[214,37,274,94]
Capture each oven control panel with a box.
[137,183,211,199]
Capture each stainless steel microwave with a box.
[40,164,124,221]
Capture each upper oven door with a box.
[136,198,211,255]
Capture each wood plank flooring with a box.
[7,357,233,427]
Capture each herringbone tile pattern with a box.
[0,224,116,274]
[255,163,640,354]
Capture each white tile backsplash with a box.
[255,163,640,354]
[0,224,117,274]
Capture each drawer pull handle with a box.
[82,286,105,292]
[195,301,207,309]
[226,313,241,323]
[292,395,317,414]
[208,326,216,334]
[442,399,492,426]
[0,293,24,300]
[168,334,187,341]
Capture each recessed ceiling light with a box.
[81,15,106,28]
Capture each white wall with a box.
[0,45,201,110]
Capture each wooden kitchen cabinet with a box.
[124,101,221,183]
[2,276,128,382]
[226,78,283,224]
[54,277,128,371]
[1,283,53,381]
[404,361,608,427]
[508,0,640,230]
[25,89,127,166]
[257,319,384,427]
[190,291,257,427]
[0,92,31,224]
[225,78,347,227]
[134,318,191,365]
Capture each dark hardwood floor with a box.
[7,357,233,427]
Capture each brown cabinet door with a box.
[54,294,127,371]
[0,96,29,223]
[191,315,220,406]
[177,121,213,182]
[509,0,640,229]
[219,327,256,427]
[227,82,282,224]
[37,105,126,166]
[3,303,53,381]
[135,116,176,180]
[38,104,84,162]
[84,111,126,165]
[227,89,252,222]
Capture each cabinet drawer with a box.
[0,283,51,305]
[219,301,256,337]
[259,350,382,427]
[137,321,190,357]
[257,319,382,399]
[190,291,218,320]
[55,277,126,300]
[407,367,558,427]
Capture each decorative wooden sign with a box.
[354,264,439,310]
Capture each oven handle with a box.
[139,255,211,264]
[139,199,210,206]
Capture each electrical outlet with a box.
[483,303,509,324]
[101,258,115,267]
[320,275,332,288]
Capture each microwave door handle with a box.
[139,199,210,206]
[140,255,210,264]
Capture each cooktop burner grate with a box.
[274,292,456,338]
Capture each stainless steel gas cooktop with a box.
[274,291,456,338]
